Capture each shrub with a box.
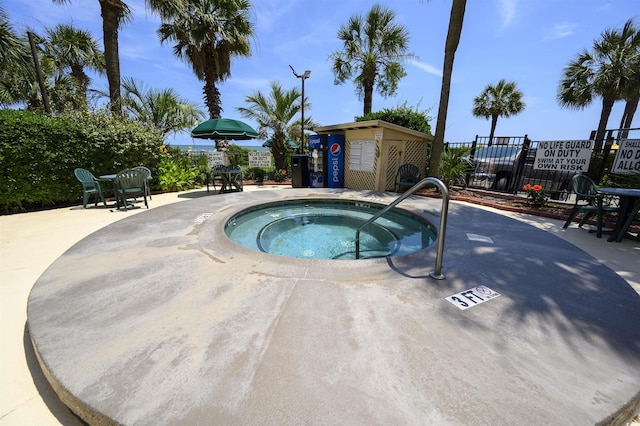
[355,101,432,134]
[439,146,472,187]
[157,155,197,192]
[0,109,163,212]
[271,168,288,182]
[523,183,548,207]
[247,167,266,182]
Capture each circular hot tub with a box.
[225,199,437,259]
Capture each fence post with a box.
[511,135,530,194]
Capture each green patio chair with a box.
[133,166,152,200]
[114,168,149,211]
[74,168,112,208]
[394,164,420,192]
[562,174,619,238]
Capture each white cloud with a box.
[498,0,517,27]
[544,22,577,41]
[409,59,442,77]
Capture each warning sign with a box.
[248,152,272,167]
[446,285,501,310]
[611,139,640,175]
[533,140,593,172]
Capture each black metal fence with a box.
[447,130,640,200]
[446,135,576,199]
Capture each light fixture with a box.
[289,65,311,154]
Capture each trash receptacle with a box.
[291,154,309,188]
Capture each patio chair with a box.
[562,173,619,238]
[74,168,112,208]
[114,168,149,211]
[394,163,420,192]
[133,166,152,200]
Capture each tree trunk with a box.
[203,48,222,119]
[621,97,638,136]
[593,96,615,152]
[363,79,374,115]
[70,64,89,110]
[488,115,498,146]
[270,133,287,171]
[100,0,122,116]
[428,0,467,178]
[203,79,222,119]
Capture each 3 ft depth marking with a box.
[446,285,501,310]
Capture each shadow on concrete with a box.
[177,190,215,199]
[23,323,86,426]
[441,204,640,360]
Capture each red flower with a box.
[532,184,543,192]
[523,184,531,191]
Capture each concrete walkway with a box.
[2,186,639,425]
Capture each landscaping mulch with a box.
[416,186,639,234]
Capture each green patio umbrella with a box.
[191,118,258,140]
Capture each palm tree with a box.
[558,19,640,151]
[52,0,131,116]
[329,3,412,115]
[0,6,30,70]
[157,0,254,121]
[0,6,32,106]
[120,77,205,135]
[237,81,311,171]
[472,79,526,145]
[427,0,467,180]
[38,24,105,111]
[618,51,640,136]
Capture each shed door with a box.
[382,140,403,191]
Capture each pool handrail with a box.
[355,177,449,280]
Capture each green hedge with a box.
[0,109,164,212]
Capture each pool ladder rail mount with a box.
[355,177,449,280]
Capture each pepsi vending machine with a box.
[308,134,324,188]
[308,134,345,188]
[326,134,345,188]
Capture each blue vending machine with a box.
[308,134,345,188]
[308,135,325,188]
[326,134,345,188]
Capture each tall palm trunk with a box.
[488,115,498,146]
[100,0,122,116]
[428,0,466,178]
[594,96,615,152]
[619,97,638,138]
[363,80,374,115]
[270,132,287,171]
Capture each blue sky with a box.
[3,0,638,146]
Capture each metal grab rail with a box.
[355,177,450,280]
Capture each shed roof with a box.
[314,120,432,140]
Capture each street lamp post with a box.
[289,65,311,154]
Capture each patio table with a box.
[213,168,243,194]
[596,187,640,242]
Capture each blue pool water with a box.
[225,199,437,259]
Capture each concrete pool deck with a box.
[2,186,640,425]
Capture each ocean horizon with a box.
[168,143,268,153]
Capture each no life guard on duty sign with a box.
[446,285,501,310]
